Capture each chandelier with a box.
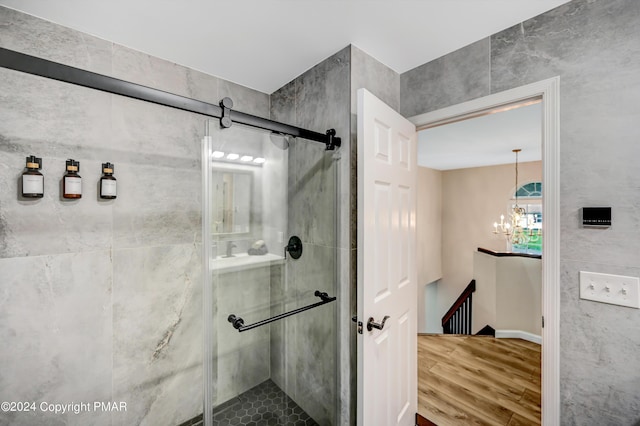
[493,149,541,247]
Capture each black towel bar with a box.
[227,290,336,332]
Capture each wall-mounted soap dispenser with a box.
[100,162,117,200]
[21,155,44,198]
[63,159,82,199]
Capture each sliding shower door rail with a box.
[0,47,341,150]
[227,291,336,332]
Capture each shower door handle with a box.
[366,315,390,332]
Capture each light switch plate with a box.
[580,271,640,309]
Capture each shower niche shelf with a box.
[210,252,284,274]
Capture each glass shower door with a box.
[202,119,338,425]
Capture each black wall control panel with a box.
[582,207,611,227]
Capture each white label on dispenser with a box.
[101,180,117,197]
[22,175,43,194]
[64,176,82,195]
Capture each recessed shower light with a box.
[253,158,266,164]
[226,153,239,160]
[240,155,253,162]
[212,151,225,158]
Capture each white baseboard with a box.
[495,329,542,345]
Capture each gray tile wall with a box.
[400,38,491,117]
[0,6,269,426]
[350,45,401,114]
[216,267,272,405]
[270,46,350,425]
[400,0,640,423]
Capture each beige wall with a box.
[439,161,541,321]
[473,251,542,336]
[416,167,442,333]
[496,256,542,335]
[417,166,443,285]
[472,251,497,334]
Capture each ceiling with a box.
[418,102,542,170]
[1,0,570,94]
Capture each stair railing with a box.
[441,280,476,334]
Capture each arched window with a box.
[515,182,542,198]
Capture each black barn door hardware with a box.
[0,48,341,150]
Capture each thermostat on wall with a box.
[582,207,611,227]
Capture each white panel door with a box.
[357,88,417,426]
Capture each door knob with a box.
[367,315,390,332]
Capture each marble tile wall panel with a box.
[287,140,338,249]
[216,266,272,405]
[0,6,112,74]
[490,0,640,96]
[112,45,193,97]
[112,162,202,249]
[219,79,270,119]
[113,42,272,117]
[350,45,400,113]
[0,69,113,258]
[111,39,270,120]
[288,47,349,249]
[109,97,203,249]
[270,79,297,127]
[560,260,640,425]
[109,96,203,162]
[400,38,491,117]
[112,243,203,426]
[271,48,350,249]
[270,45,351,425]
[111,45,223,141]
[0,251,112,426]
[295,47,350,136]
[558,87,640,267]
[284,243,337,425]
[0,70,112,153]
[186,69,221,105]
[300,56,349,254]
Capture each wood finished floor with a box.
[418,335,541,426]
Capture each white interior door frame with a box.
[408,77,560,426]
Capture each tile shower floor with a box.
[187,379,319,426]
